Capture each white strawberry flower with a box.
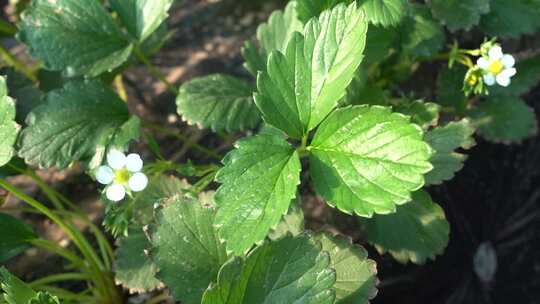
[476,45,516,87]
[96,149,148,202]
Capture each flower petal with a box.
[488,45,503,60]
[501,67,517,78]
[96,166,114,185]
[502,54,515,68]
[477,57,489,69]
[128,172,148,192]
[483,74,495,86]
[496,74,511,87]
[106,184,126,202]
[107,149,126,170]
[126,153,143,172]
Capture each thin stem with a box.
[143,121,222,160]
[145,293,172,304]
[133,46,178,95]
[35,286,94,302]
[0,45,38,82]
[29,272,90,288]
[29,239,87,270]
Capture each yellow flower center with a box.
[467,74,478,86]
[114,168,130,184]
[488,60,504,75]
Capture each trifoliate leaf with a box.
[18,0,133,77]
[28,292,60,304]
[215,133,301,255]
[0,76,20,167]
[257,1,303,57]
[176,74,260,133]
[427,0,490,31]
[110,0,174,42]
[471,96,538,143]
[268,197,305,240]
[424,119,476,185]
[18,80,133,169]
[436,66,468,109]
[0,267,36,304]
[316,233,378,304]
[362,190,450,264]
[480,0,540,38]
[309,105,433,217]
[393,100,441,130]
[255,3,368,138]
[358,0,409,27]
[115,230,161,293]
[201,234,336,304]
[296,0,353,22]
[490,53,540,97]
[0,213,37,262]
[152,195,228,304]
[400,5,444,57]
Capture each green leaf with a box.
[393,100,440,130]
[436,66,468,109]
[471,96,538,143]
[28,292,60,304]
[296,0,353,22]
[0,68,42,125]
[364,25,398,64]
[215,133,301,255]
[400,5,444,57]
[115,230,161,293]
[257,1,303,57]
[480,0,540,38]
[424,119,476,185]
[362,190,450,264]
[18,80,133,169]
[358,0,409,27]
[428,0,490,31]
[0,267,36,304]
[176,74,261,133]
[309,105,433,217]
[0,213,37,262]
[201,234,336,304]
[0,76,20,167]
[152,195,229,304]
[268,197,305,240]
[242,41,266,76]
[255,2,368,137]
[490,53,540,97]
[110,116,141,151]
[316,233,378,304]
[110,0,174,42]
[18,0,133,77]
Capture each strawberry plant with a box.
[1,0,539,303]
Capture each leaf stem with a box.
[29,272,90,288]
[133,45,178,95]
[0,45,38,82]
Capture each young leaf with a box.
[0,76,20,167]
[268,197,305,240]
[152,195,229,304]
[176,74,261,133]
[400,5,444,57]
[362,190,450,264]
[110,0,174,42]
[0,267,36,304]
[427,0,490,31]
[393,100,441,130]
[0,213,37,262]
[18,0,133,77]
[316,233,378,304]
[28,292,60,304]
[424,119,476,185]
[18,80,135,169]
[115,230,161,293]
[480,0,540,38]
[201,234,336,304]
[309,105,433,217]
[255,3,368,137]
[215,133,301,255]
[471,97,538,143]
[257,1,303,57]
[358,0,409,27]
